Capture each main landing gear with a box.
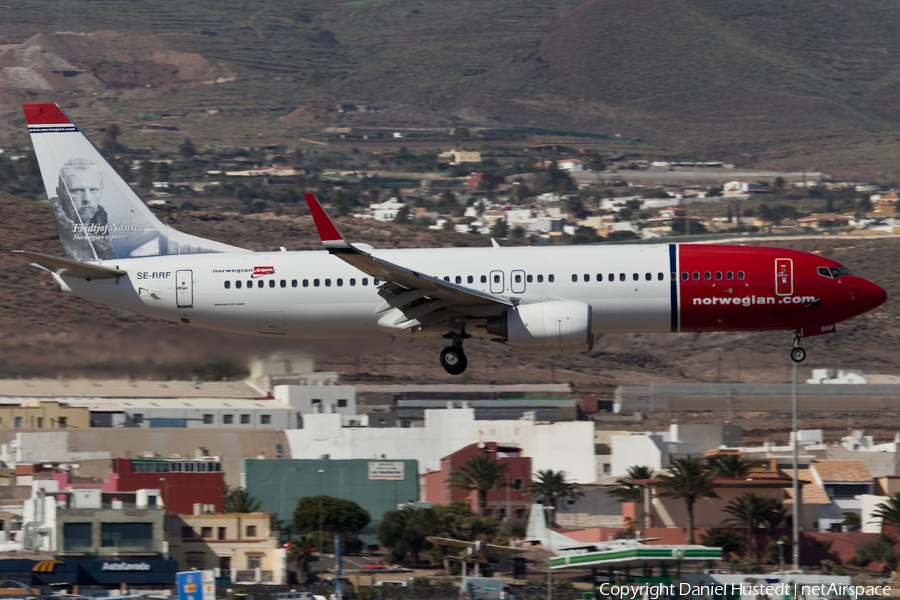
[790,336,806,363]
[440,319,469,375]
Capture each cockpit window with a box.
[819,266,853,278]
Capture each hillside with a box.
[6,2,900,175]
[0,192,898,391]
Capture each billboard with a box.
[368,461,404,480]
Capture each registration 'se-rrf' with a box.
[18,103,887,374]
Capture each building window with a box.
[181,527,194,539]
[218,527,226,540]
[240,414,250,424]
[63,522,93,551]
[219,557,231,571]
[13,417,22,428]
[247,556,261,570]
[312,399,322,406]
[203,414,214,425]
[201,527,212,538]
[58,417,67,428]
[37,417,43,428]
[223,415,233,425]
[102,523,153,550]
[337,399,347,408]
[246,525,257,538]
[133,414,144,425]
[260,415,271,425]
[513,478,523,490]
[187,555,204,569]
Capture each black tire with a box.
[440,346,468,375]
[790,347,806,363]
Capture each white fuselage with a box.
[58,244,675,339]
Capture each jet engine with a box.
[486,300,593,353]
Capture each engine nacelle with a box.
[486,300,593,352]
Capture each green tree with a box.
[657,457,719,544]
[394,204,411,224]
[844,512,862,532]
[103,123,122,153]
[722,492,769,556]
[224,487,262,513]
[699,528,745,555]
[528,470,582,525]
[607,465,654,504]
[510,226,526,240]
[490,219,509,238]
[376,505,436,565]
[292,495,370,550]
[447,455,508,516]
[712,455,753,478]
[138,160,155,189]
[288,540,313,585]
[179,138,197,160]
[849,533,899,573]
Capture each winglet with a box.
[23,103,73,126]
[304,193,352,250]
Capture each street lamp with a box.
[777,540,785,573]
[280,466,301,532]
[544,505,554,600]
[318,469,325,552]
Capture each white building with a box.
[273,384,357,426]
[609,426,698,476]
[284,408,596,482]
[368,197,407,222]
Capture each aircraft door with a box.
[175,270,193,308]
[490,270,505,294]
[511,270,526,294]
[775,258,793,296]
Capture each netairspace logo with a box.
[594,583,892,599]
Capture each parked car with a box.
[374,581,407,588]
[363,559,388,571]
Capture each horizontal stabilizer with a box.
[13,251,126,280]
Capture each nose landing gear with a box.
[790,336,806,363]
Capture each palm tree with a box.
[447,454,508,516]
[873,493,900,530]
[608,465,654,504]
[223,487,262,513]
[528,470,582,526]
[657,457,718,544]
[723,493,767,556]
[712,455,753,478]
[287,540,313,585]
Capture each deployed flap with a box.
[13,250,126,280]
[304,193,513,309]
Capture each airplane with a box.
[17,102,887,375]
[522,504,722,571]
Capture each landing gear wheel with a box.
[440,346,468,375]
[790,347,806,363]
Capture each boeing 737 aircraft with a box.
[17,103,887,374]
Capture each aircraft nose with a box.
[853,278,887,312]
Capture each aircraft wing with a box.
[304,194,512,330]
[426,536,528,554]
[13,251,126,280]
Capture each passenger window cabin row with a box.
[222,271,748,290]
[224,277,381,289]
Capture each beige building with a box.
[168,512,285,583]
[438,150,481,164]
[0,401,90,429]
